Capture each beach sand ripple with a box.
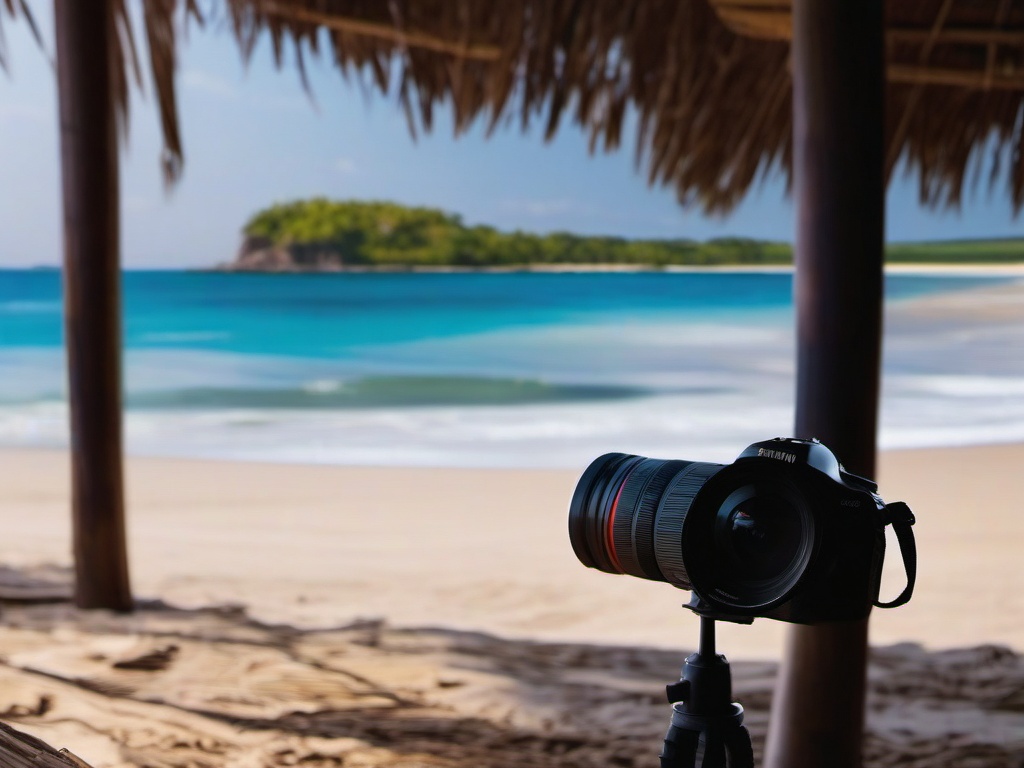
[0,600,1020,768]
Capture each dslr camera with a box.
[568,437,916,624]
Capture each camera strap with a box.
[874,501,917,609]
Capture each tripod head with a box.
[660,617,754,768]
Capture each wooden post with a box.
[763,0,885,766]
[55,0,133,611]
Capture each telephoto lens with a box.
[567,438,916,624]
[567,453,723,588]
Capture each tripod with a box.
[659,617,754,767]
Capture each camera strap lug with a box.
[875,501,917,609]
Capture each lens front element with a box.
[719,495,803,581]
[694,484,815,609]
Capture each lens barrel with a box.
[567,453,641,573]
[568,453,723,589]
[652,461,725,588]
[569,452,817,612]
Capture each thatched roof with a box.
[5,0,1024,212]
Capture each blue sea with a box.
[1,269,1022,467]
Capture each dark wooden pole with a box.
[763,0,885,766]
[55,0,133,611]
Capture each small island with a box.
[219,198,791,271]
[218,198,1024,271]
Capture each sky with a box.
[1,8,1023,269]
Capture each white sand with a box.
[0,444,1020,660]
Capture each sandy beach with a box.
[0,444,1022,766]
[2,274,1024,765]
[0,443,1021,658]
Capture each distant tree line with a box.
[242,199,792,268]
[242,198,1024,268]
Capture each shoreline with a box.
[11,260,1024,276]
[5,275,1024,469]
[202,261,1024,276]
[1,442,1020,660]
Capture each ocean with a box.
[1,269,1021,467]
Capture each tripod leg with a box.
[698,731,727,768]
[660,724,699,768]
[722,724,754,768]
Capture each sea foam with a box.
[1,270,1021,467]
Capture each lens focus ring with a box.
[613,459,693,580]
[653,463,723,589]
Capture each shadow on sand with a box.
[0,566,1019,767]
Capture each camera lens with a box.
[719,496,802,580]
[687,484,815,609]
[568,453,643,574]
[570,452,819,612]
[569,453,723,587]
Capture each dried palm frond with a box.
[0,0,43,72]
[196,0,1024,213]
[5,0,1024,212]
[108,0,202,184]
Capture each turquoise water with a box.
[0,269,1020,465]
[2,269,975,352]
[2,270,804,352]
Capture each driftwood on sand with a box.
[0,721,92,767]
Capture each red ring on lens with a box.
[605,470,632,574]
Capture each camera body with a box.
[569,437,909,626]
[684,437,886,624]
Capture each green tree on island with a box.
[237,198,1024,270]
[240,198,788,269]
